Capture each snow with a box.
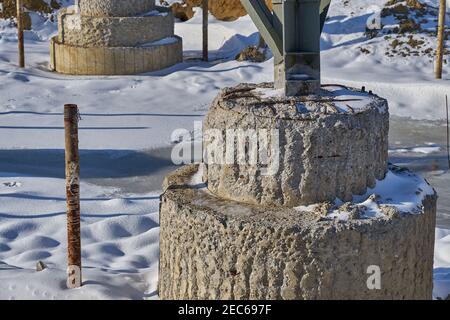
[434,228,450,300]
[0,0,450,299]
[389,143,442,155]
[141,36,179,47]
[140,10,169,17]
[296,167,435,222]
[188,163,206,187]
[0,174,161,300]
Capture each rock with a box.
[163,0,273,22]
[36,261,47,272]
[391,4,409,15]
[399,19,420,34]
[406,0,424,9]
[170,2,195,21]
[236,46,267,63]
[0,0,56,24]
[206,0,272,21]
[386,0,423,10]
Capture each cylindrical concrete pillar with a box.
[51,0,182,75]
[159,164,437,300]
[78,0,156,17]
[203,83,389,207]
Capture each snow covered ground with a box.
[0,0,450,299]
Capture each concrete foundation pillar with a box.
[159,164,437,300]
[158,84,437,300]
[51,0,182,75]
[203,83,389,207]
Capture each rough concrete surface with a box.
[59,9,174,47]
[51,3,182,75]
[159,164,437,300]
[50,36,182,75]
[78,0,156,17]
[203,83,390,207]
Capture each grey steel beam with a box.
[240,0,283,63]
[320,0,331,32]
[242,0,331,96]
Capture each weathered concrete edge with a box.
[159,164,437,300]
[58,7,174,47]
[78,0,157,17]
[50,36,183,75]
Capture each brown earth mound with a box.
[162,0,272,22]
[0,0,60,29]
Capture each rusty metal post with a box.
[64,104,82,289]
[202,0,209,61]
[436,0,446,79]
[16,0,25,68]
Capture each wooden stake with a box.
[16,0,24,68]
[64,104,82,289]
[202,0,209,61]
[436,0,446,79]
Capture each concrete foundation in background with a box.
[50,0,182,75]
[50,36,182,75]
